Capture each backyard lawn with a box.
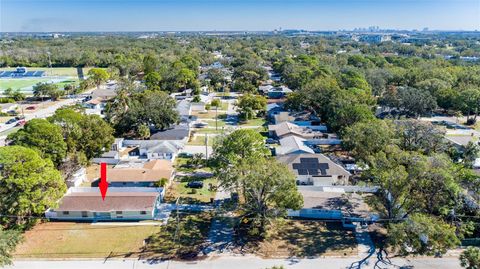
[15,222,161,258]
[253,220,358,258]
[165,176,217,204]
[192,111,227,119]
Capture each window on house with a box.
[116,211,123,215]
[81,211,88,217]
[140,211,147,215]
[62,211,69,215]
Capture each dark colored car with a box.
[25,106,36,110]
[5,118,17,124]
[186,181,204,189]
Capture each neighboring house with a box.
[266,86,292,99]
[288,186,377,226]
[45,187,162,221]
[150,125,190,143]
[106,159,175,187]
[91,86,117,100]
[84,97,107,116]
[65,168,87,187]
[269,122,325,140]
[92,138,125,164]
[123,140,184,161]
[0,103,17,113]
[277,153,351,186]
[273,112,326,131]
[276,135,315,155]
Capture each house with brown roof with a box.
[45,187,162,221]
[105,159,175,187]
[276,153,351,186]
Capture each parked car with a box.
[15,120,26,127]
[186,181,204,189]
[25,106,36,110]
[178,152,193,158]
[266,138,279,144]
[5,118,17,124]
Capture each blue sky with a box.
[1,0,479,32]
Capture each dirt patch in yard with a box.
[238,219,357,258]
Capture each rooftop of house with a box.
[137,140,184,154]
[276,135,315,155]
[91,87,117,100]
[54,189,159,212]
[150,125,190,141]
[277,153,351,177]
[273,111,320,124]
[269,122,324,139]
[298,187,372,218]
[107,159,174,182]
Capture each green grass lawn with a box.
[207,101,229,111]
[141,212,213,260]
[187,135,217,146]
[15,222,161,258]
[0,67,95,77]
[166,176,217,204]
[193,111,227,120]
[239,117,267,127]
[193,128,225,134]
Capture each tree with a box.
[381,86,437,118]
[388,213,460,256]
[460,246,480,269]
[144,71,162,91]
[395,120,447,155]
[0,228,22,266]
[367,145,462,218]
[3,88,25,101]
[236,94,267,121]
[342,119,394,162]
[8,119,67,166]
[87,68,110,90]
[0,146,66,228]
[143,53,159,74]
[222,157,303,234]
[455,88,480,125]
[32,82,63,100]
[114,90,179,137]
[327,104,375,133]
[137,123,151,139]
[78,115,115,160]
[213,129,270,172]
[462,142,480,169]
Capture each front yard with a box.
[240,220,358,258]
[15,222,161,258]
[141,212,213,260]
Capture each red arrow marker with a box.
[99,163,108,200]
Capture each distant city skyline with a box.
[1,0,479,32]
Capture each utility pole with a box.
[215,103,218,131]
[205,134,208,160]
[47,51,52,76]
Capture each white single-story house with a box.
[45,187,163,221]
[288,186,378,225]
[277,153,351,186]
